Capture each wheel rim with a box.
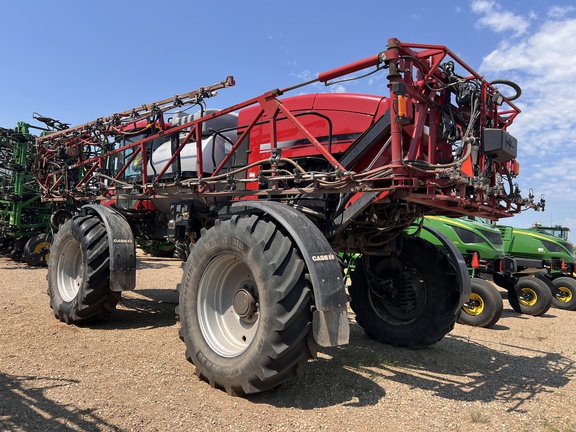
[463,293,484,316]
[556,286,573,303]
[56,237,83,302]
[33,239,51,262]
[369,265,425,324]
[197,255,259,357]
[519,287,538,307]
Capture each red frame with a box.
[33,38,524,219]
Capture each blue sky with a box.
[2,0,575,236]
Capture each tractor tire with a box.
[9,236,29,262]
[23,233,52,266]
[50,209,72,230]
[507,276,552,316]
[458,278,503,328]
[47,214,118,323]
[0,238,11,255]
[348,237,461,349]
[177,215,315,396]
[551,277,576,310]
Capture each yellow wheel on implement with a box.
[518,287,538,307]
[508,276,552,316]
[458,278,503,328]
[463,292,485,316]
[551,277,576,310]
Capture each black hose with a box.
[490,79,522,101]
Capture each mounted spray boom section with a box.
[34,39,541,223]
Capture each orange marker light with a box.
[508,160,520,176]
[397,95,407,119]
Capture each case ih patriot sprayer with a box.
[33,39,540,395]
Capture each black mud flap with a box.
[418,225,471,313]
[533,270,561,297]
[82,204,136,292]
[232,201,350,347]
[493,271,515,291]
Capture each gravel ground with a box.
[1,253,576,432]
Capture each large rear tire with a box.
[551,277,576,310]
[348,236,461,349]
[507,276,552,316]
[458,278,503,328]
[177,215,315,396]
[48,215,118,323]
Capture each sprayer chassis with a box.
[35,38,535,396]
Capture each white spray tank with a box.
[147,108,238,177]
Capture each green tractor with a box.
[415,216,505,328]
[529,223,571,241]
[416,216,566,328]
[496,224,576,311]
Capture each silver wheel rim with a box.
[197,255,259,357]
[56,237,83,302]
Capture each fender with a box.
[231,201,349,347]
[418,225,471,313]
[82,204,136,292]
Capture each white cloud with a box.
[291,70,349,93]
[293,69,315,82]
[548,5,575,19]
[471,3,576,232]
[527,158,576,193]
[481,19,576,79]
[517,158,576,235]
[471,0,531,36]
[330,84,347,93]
[505,156,576,233]
[478,17,576,158]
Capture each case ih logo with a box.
[311,253,336,262]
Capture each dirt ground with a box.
[1,252,576,432]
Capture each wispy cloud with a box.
[547,5,575,19]
[292,69,349,93]
[471,0,531,36]
[472,2,576,231]
[478,17,576,159]
[527,158,576,201]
